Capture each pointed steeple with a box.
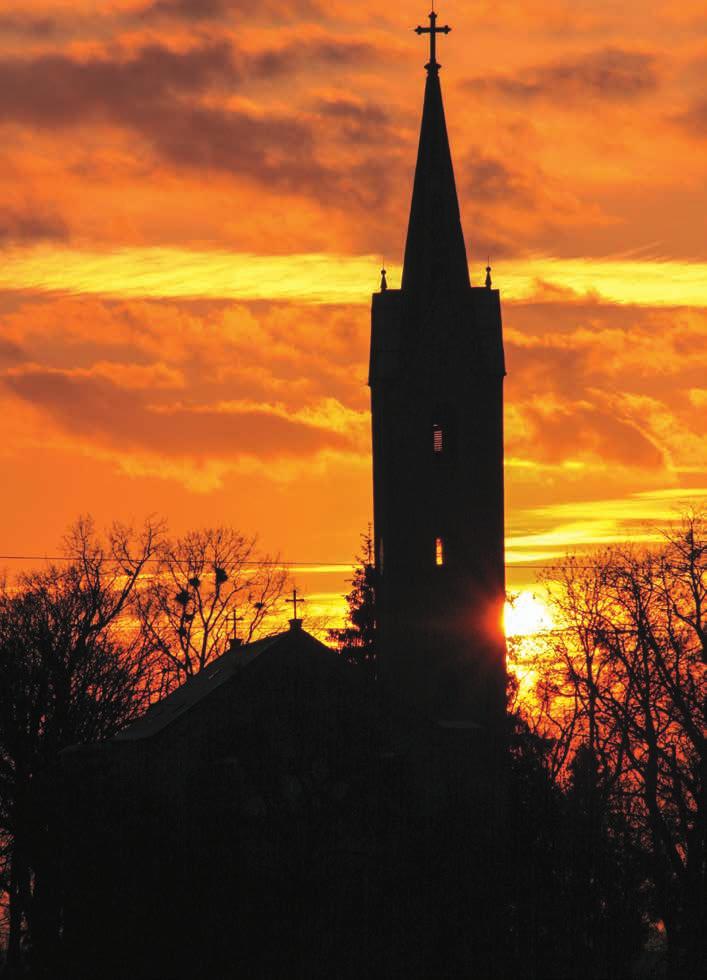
[369,12,507,729]
[402,12,469,297]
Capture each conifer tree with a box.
[329,528,377,674]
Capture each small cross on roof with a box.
[286,586,306,622]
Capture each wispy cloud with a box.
[3,247,707,307]
[506,489,707,564]
[465,48,660,105]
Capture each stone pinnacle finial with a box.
[485,260,492,289]
[380,266,388,291]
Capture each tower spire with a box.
[402,8,469,296]
[369,11,506,727]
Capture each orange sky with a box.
[0,1,705,629]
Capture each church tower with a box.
[369,11,507,728]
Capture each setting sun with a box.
[504,590,553,638]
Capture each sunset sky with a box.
[1,1,705,629]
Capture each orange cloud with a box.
[0,2,705,626]
[465,47,660,105]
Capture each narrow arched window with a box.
[435,537,444,566]
[432,423,443,454]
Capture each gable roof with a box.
[114,627,336,742]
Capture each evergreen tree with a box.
[328,528,377,673]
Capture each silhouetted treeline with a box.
[511,512,705,980]
[0,515,703,979]
[0,518,160,975]
[327,514,704,979]
[0,518,288,977]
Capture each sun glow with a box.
[505,591,555,700]
[504,590,553,638]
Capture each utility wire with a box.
[0,554,643,571]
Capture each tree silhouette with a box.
[521,513,705,979]
[0,517,161,976]
[135,527,288,694]
[328,528,377,674]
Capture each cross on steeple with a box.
[414,8,451,75]
[286,587,305,622]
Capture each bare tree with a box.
[136,527,288,694]
[0,517,162,975]
[524,514,705,979]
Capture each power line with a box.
[0,554,615,571]
[0,556,346,566]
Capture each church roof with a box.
[114,626,336,742]
[401,66,470,298]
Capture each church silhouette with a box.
[371,8,506,729]
[58,12,509,979]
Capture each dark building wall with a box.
[59,644,388,979]
[369,59,507,728]
[61,718,506,979]
[370,284,506,726]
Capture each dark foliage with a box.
[328,528,377,674]
[507,700,649,980]
[0,518,161,977]
[522,514,706,979]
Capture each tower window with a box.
[435,537,444,566]
[432,423,443,454]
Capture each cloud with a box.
[312,96,393,147]
[673,98,707,138]
[244,38,385,83]
[504,300,707,385]
[0,337,24,366]
[141,103,335,194]
[466,48,659,105]
[0,13,57,37]
[0,39,389,200]
[515,396,665,469]
[6,288,700,487]
[502,298,707,479]
[137,0,321,22]
[460,150,533,205]
[0,295,373,431]
[609,391,707,474]
[2,369,354,463]
[0,38,383,127]
[0,41,242,126]
[315,97,389,125]
[5,360,186,390]
[0,205,69,245]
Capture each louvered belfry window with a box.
[435,537,444,566]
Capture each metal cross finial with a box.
[414,8,451,75]
[286,586,306,620]
[230,609,243,641]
